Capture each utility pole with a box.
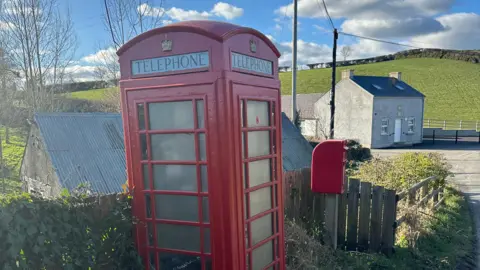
[329,28,338,139]
[291,0,298,124]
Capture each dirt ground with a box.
[372,141,480,268]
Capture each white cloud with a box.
[276,0,454,20]
[64,65,97,82]
[275,23,282,31]
[81,47,117,64]
[167,7,210,21]
[211,2,243,20]
[278,40,332,66]
[139,3,243,22]
[411,13,480,49]
[162,20,173,25]
[341,17,445,38]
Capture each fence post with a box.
[358,182,372,252]
[459,120,462,130]
[443,120,446,129]
[421,183,429,207]
[432,129,435,144]
[337,176,348,250]
[324,194,339,249]
[455,130,459,144]
[381,189,397,256]
[369,186,384,253]
[427,119,431,128]
[407,188,416,206]
[346,179,360,251]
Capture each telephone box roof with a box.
[117,20,281,57]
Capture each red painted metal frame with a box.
[118,21,285,270]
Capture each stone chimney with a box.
[341,69,354,80]
[389,72,402,80]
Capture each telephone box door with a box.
[126,85,215,270]
[233,84,285,269]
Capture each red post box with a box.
[311,140,347,194]
[117,21,285,270]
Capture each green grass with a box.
[334,187,474,269]
[0,128,27,194]
[70,58,480,120]
[66,87,117,101]
[280,58,480,120]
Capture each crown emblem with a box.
[250,39,257,53]
[162,39,173,52]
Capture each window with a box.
[407,117,415,133]
[395,84,404,90]
[381,118,389,135]
[372,84,382,90]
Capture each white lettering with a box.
[231,52,273,75]
[132,51,210,75]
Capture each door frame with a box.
[394,118,402,143]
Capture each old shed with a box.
[21,112,312,197]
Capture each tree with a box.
[340,46,352,62]
[0,0,78,113]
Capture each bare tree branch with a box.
[340,46,352,62]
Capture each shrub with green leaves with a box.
[0,191,142,270]
[354,152,452,191]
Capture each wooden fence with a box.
[284,168,444,255]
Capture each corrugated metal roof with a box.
[352,76,425,98]
[34,113,125,194]
[34,112,312,193]
[282,93,325,120]
[281,112,313,171]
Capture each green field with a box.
[69,58,480,120]
[281,58,480,120]
[67,87,117,100]
[0,128,26,193]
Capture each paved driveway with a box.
[372,142,480,267]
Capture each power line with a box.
[339,31,422,49]
[317,0,335,30]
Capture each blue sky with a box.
[61,0,480,81]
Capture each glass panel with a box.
[157,224,200,251]
[196,100,205,129]
[149,251,156,270]
[249,187,272,217]
[244,194,249,220]
[155,195,198,221]
[202,197,209,223]
[205,257,212,270]
[159,252,202,269]
[241,100,244,127]
[149,101,194,130]
[204,228,211,253]
[145,194,152,218]
[251,213,274,246]
[137,103,145,130]
[198,133,206,161]
[247,101,269,127]
[201,165,208,192]
[150,134,195,160]
[243,163,247,189]
[242,132,245,158]
[140,134,148,160]
[152,165,197,191]
[147,222,154,246]
[247,131,270,157]
[252,240,274,270]
[143,164,150,190]
[248,159,271,188]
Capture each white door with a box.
[394,119,402,143]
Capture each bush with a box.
[354,152,452,191]
[0,191,142,270]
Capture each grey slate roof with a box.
[282,93,325,120]
[281,112,313,171]
[34,113,125,194]
[351,76,424,98]
[33,112,312,193]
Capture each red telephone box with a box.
[117,21,285,270]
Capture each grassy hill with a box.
[280,58,480,121]
[69,58,480,120]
